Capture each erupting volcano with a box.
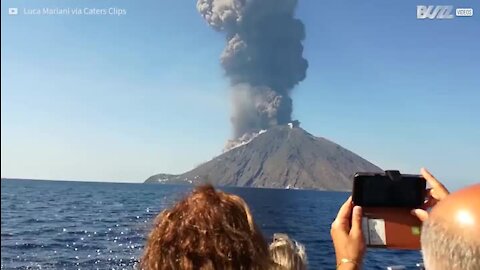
[145,0,383,190]
[196,0,308,150]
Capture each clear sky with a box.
[1,0,479,190]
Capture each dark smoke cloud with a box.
[197,0,308,138]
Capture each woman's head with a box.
[141,185,271,270]
[269,233,307,270]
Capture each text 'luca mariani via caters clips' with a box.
[10,7,127,16]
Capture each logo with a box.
[8,7,18,15]
[417,5,454,19]
[456,8,474,17]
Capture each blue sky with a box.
[1,0,479,190]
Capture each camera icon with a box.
[8,8,18,15]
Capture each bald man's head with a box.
[421,184,480,270]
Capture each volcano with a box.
[145,125,382,191]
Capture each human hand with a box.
[331,196,365,270]
[411,168,450,222]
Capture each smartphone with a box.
[352,171,426,208]
[352,171,426,250]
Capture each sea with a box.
[1,179,423,270]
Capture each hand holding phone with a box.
[330,196,365,269]
[331,168,450,269]
[352,170,427,250]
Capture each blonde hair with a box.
[269,233,307,270]
[141,185,272,270]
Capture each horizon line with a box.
[1,177,141,184]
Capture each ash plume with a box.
[197,0,308,140]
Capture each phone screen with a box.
[353,174,426,207]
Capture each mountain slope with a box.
[146,126,382,190]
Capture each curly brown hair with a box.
[140,185,272,270]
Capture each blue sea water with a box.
[1,179,422,270]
